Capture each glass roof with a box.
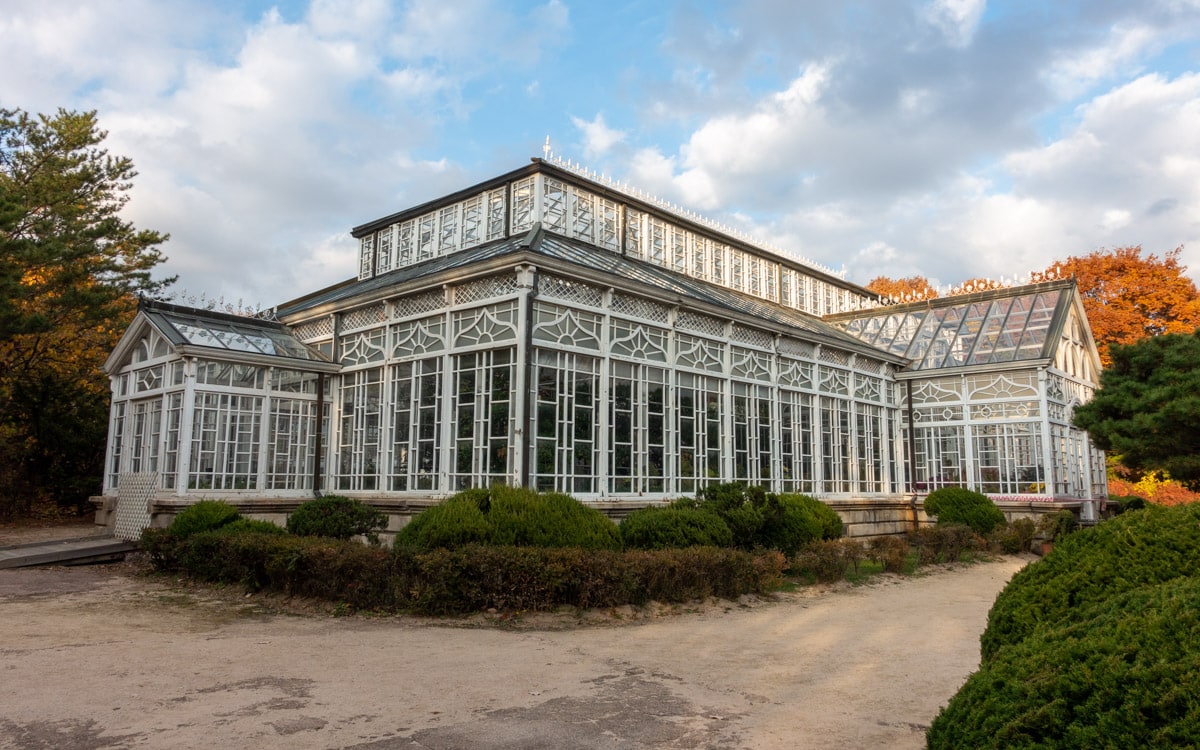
[837,289,1063,370]
[154,311,328,362]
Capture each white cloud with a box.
[570,114,627,160]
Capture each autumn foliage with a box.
[866,275,938,301]
[1043,247,1200,367]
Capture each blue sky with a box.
[3,0,1199,306]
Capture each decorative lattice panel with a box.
[778,337,815,359]
[394,290,447,319]
[819,347,849,366]
[114,472,158,541]
[538,274,605,307]
[731,324,772,349]
[343,304,387,332]
[611,293,669,323]
[454,275,519,305]
[292,317,334,341]
[676,311,725,337]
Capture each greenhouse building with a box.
[96,158,1107,539]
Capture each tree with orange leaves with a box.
[1044,247,1200,366]
[866,275,939,301]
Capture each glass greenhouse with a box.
[99,159,1106,537]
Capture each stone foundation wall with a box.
[91,492,1090,543]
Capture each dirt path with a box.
[0,536,1027,750]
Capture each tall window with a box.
[530,350,600,494]
[452,349,514,489]
[677,372,724,493]
[609,361,666,494]
[337,369,383,490]
[389,358,442,491]
[820,396,852,493]
[780,390,815,493]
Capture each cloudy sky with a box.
[4,0,1199,306]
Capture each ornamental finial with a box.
[543,136,551,159]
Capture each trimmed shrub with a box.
[989,517,1037,554]
[394,487,621,551]
[168,500,241,538]
[908,524,984,564]
[394,495,490,549]
[923,487,1006,535]
[215,518,287,536]
[928,576,1200,749]
[982,503,1200,662]
[484,487,621,550]
[791,538,866,582]
[1110,494,1146,515]
[143,529,784,614]
[868,535,910,573]
[620,506,733,549]
[1036,509,1078,542]
[695,483,842,554]
[286,495,387,543]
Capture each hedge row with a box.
[141,529,785,615]
[927,503,1200,748]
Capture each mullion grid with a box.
[531,350,599,494]
[676,372,724,494]
[267,398,315,490]
[608,361,667,494]
[389,358,442,491]
[779,390,815,494]
[337,369,382,491]
[190,393,262,490]
[452,349,514,490]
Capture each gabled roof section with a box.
[105,299,337,374]
[825,280,1077,371]
[278,225,906,364]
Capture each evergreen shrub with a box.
[168,500,241,538]
[620,506,733,549]
[695,483,843,554]
[923,487,1006,535]
[286,495,387,543]
[215,518,287,536]
[928,575,1200,749]
[1110,494,1146,515]
[394,486,621,551]
[982,503,1200,661]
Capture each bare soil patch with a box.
[0,537,1028,750]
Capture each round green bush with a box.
[692,483,843,554]
[485,487,622,550]
[286,495,387,543]
[394,487,621,550]
[394,495,490,550]
[757,494,842,556]
[929,576,1200,749]
[923,487,1006,535]
[620,506,733,549]
[168,500,241,538]
[982,503,1200,662]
